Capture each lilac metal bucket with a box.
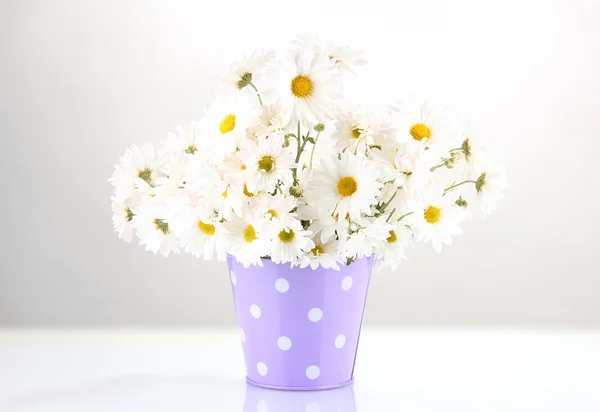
[227,255,374,391]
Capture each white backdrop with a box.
[1,0,598,327]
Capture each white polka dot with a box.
[230,270,236,285]
[306,365,320,380]
[335,334,346,348]
[306,403,320,412]
[239,328,246,343]
[257,362,268,376]
[257,400,268,412]
[277,336,292,351]
[250,304,261,319]
[342,276,353,291]
[275,278,289,293]
[308,308,323,322]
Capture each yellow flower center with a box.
[241,164,247,170]
[243,184,254,197]
[198,221,216,236]
[219,114,236,134]
[311,245,324,256]
[267,209,278,218]
[337,176,358,197]
[278,229,295,243]
[243,225,257,243]
[352,127,362,139]
[409,123,431,141]
[424,206,441,224]
[386,230,397,243]
[291,75,313,98]
[258,156,274,172]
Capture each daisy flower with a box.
[111,197,137,243]
[256,193,297,224]
[375,220,414,271]
[452,123,490,180]
[297,201,348,243]
[471,156,507,217]
[131,196,180,257]
[294,34,367,75]
[409,188,465,253]
[307,151,382,222]
[299,236,341,270]
[267,217,314,265]
[237,134,295,193]
[162,122,201,155]
[223,213,269,268]
[266,49,341,126]
[332,106,380,153]
[247,101,291,139]
[198,92,259,158]
[169,204,226,261]
[340,216,393,260]
[218,49,275,93]
[389,99,461,158]
[109,143,161,202]
[153,153,187,196]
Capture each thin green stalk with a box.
[309,131,321,169]
[248,82,263,106]
[386,208,396,223]
[396,211,414,222]
[430,160,447,172]
[443,180,477,193]
[377,189,398,216]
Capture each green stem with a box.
[248,82,263,106]
[377,189,398,216]
[396,211,414,222]
[292,122,302,183]
[449,147,463,153]
[443,180,477,193]
[309,131,321,169]
[430,160,447,172]
[386,208,396,223]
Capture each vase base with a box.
[246,376,354,391]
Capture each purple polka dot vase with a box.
[227,254,374,391]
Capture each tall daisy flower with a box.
[169,204,226,261]
[332,106,380,153]
[471,156,507,217]
[198,92,259,158]
[237,134,295,193]
[109,143,161,202]
[294,35,367,75]
[299,236,341,270]
[223,213,269,268]
[307,151,382,222]
[162,122,202,156]
[218,49,275,94]
[247,101,291,139]
[267,49,341,126]
[111,197,137,243]
[390,99,461,158]
[131,197,180,257]
[409,189,465,253]
[267,217,314,265]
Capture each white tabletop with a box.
[0,329,599,411]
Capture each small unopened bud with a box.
[456,197,468,208]
[313,123,325,132]
[289,185,303,197]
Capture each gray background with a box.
[1,0,598,327]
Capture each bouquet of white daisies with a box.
[110,37,506,271]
